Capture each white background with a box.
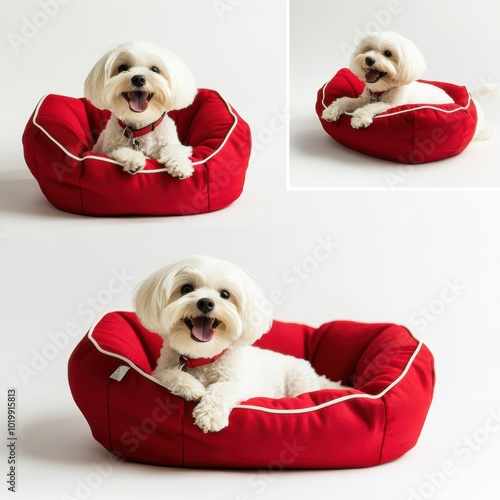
[1,1,500,499]
[289,0,500,189]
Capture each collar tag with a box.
[178,356,188,372]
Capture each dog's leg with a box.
[107,147,147,174]
[158,144,194,179]
[192,381,241,433]
[322,96,366,122]
[157,118,194,179]
[154,368,206,401]
[350,101,392,128]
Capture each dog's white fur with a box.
[84,41,197,178]
[322,31,456,129]
[134,255,343,433]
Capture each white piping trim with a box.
[86,311,424,415]
[236,342,423,414]
[31,91,240,174]
[320,78,472,119]
[87,313,164,387]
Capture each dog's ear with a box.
[235,271,273,346]
[133,265,176,335]
[84,48,117,110]
[394,36,427,84]
[158,48,197,111]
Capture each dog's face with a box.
[84,41,197,126]
[350,31,426,92]
[134,256,273,359]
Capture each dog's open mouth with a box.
[364,69,387,84]
[121,91,154,113]
[184,317,221,343]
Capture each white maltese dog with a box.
[84,41,197,178]
[134,255,344,433]
[322,31,455,129]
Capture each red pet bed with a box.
[68,311,435,469]
[316,68,477,164]
[22,89,251,216]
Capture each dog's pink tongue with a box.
[365,69,381,83]
[128,91,149,113]
[191,317,216,342]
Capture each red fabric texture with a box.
[68,311,435,469]
[316,68,477,164]
[22,89,251,216]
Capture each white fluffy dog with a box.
[84,41,197,178]
[322,31,455,129]
[134,255,343,433]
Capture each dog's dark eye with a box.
[383,50,392,58]
[220,290,230,300]
[180,284,194,295]
[118,64,129,73]
[150,66,160,73]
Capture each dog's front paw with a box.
[122,155,147,174]
[159,145,194,179]
[164,159,194,179]
[109,148,147,174]
[155,370,206,401]
[192,401,230,433]
[177,380,206,401]
[350,111,373,129]
[322,105,343,122]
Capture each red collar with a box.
[178,351,226,371]
[369,90,385,102]
[118,112,167,138]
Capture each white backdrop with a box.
[1,1,500,499]
[289,0,500,189]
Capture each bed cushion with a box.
[316,68,477,164]
[68,311,435,468]
[22,89,251,216]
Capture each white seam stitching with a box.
[31,91,239,173]
[320,78,472,117]
[86,311,424,414]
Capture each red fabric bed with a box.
[316,68,477,164]
[23,89,251,216]
[68,311,435,469]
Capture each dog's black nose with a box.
[365,57,375,67]
[131,75,146,87]
[197,298,215,314]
